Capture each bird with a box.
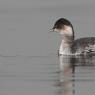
[50,18,95,55]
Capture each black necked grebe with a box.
[50,18,95,55]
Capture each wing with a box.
[72,37,95,54]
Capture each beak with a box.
[49,28,54,32]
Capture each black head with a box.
[50,18,75,39]
[52,18,72,30]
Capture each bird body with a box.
[51,18,95,55]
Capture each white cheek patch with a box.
[60,26,73,35]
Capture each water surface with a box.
[0,55,95,95]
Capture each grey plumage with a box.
[52,18,95,55]
[72,37,95,54]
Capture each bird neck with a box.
[59,27,74,55]
[61,26,74,46]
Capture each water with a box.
[56,55,95,95]
[0,1,95,94]
[0,55,59,95]
[0,55,95,95]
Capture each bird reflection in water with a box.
[56,54,95,95]
[56,55,75,95]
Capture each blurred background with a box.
[0,0,95,56]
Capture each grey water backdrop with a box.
[0,0,95,56]
[0,0,95,95]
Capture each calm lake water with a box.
[0,55,95,95]
[0,1,95,94]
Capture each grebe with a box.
[50,18,95,55]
